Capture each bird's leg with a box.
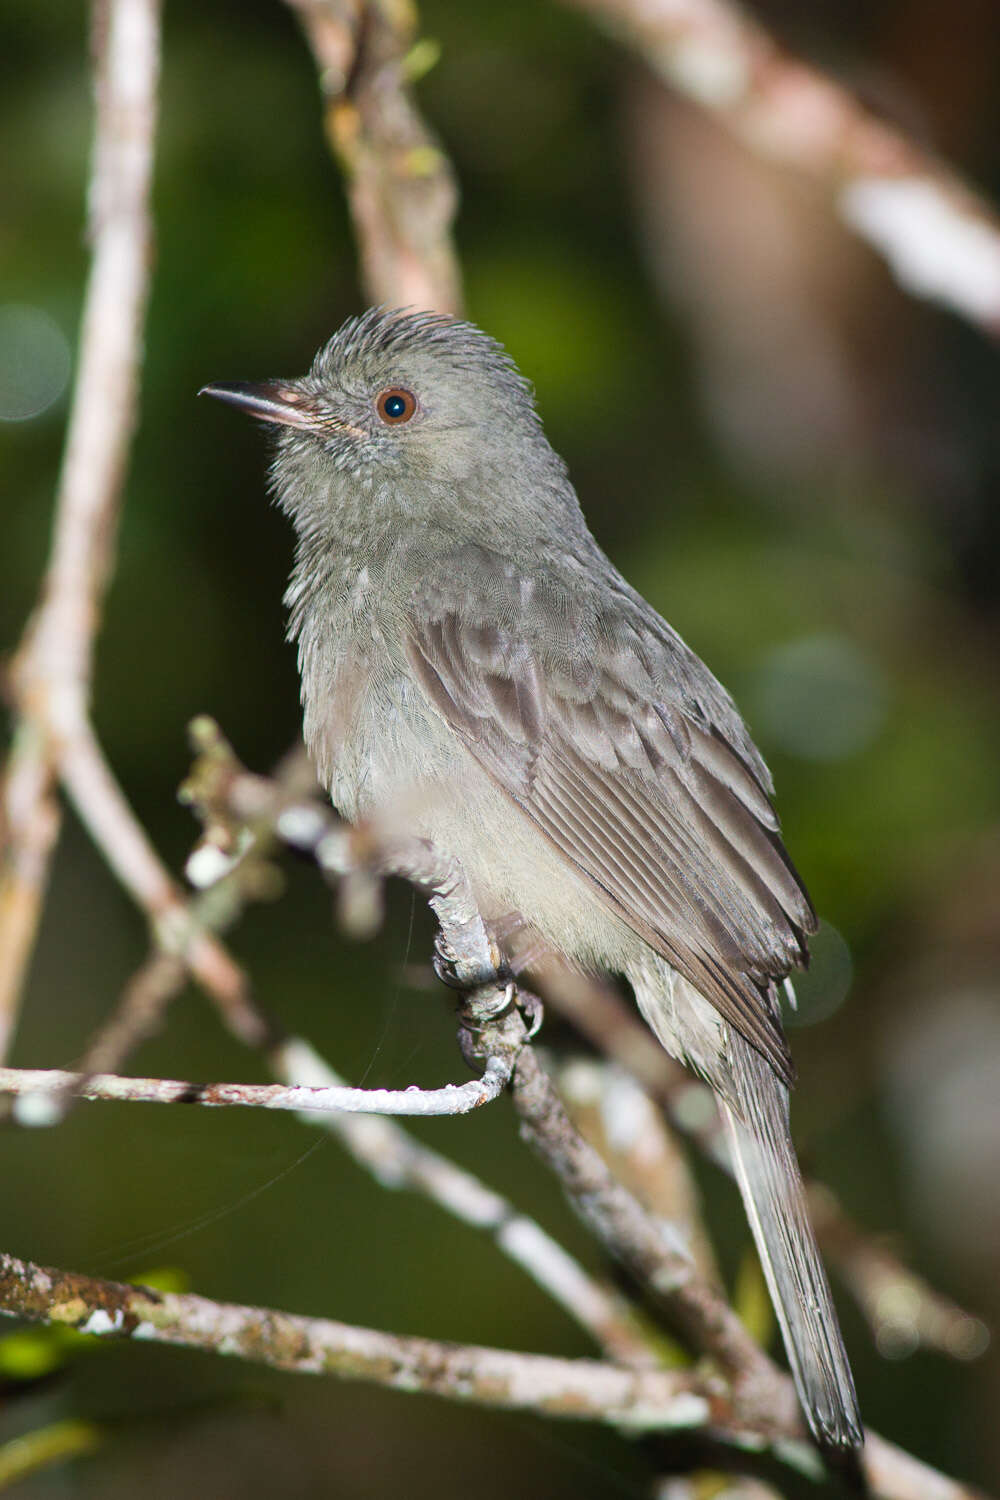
[489,909,528,945]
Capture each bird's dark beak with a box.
[199,380,320,430]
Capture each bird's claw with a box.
[432,934,467,989]
[516,990,544,1038]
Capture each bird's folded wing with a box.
[404,546,816,1082]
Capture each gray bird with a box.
[202,307,862,1456]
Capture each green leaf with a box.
[0,1419,102,1489]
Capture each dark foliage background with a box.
[2,0,999,1493]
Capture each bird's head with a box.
[201,307,568,547]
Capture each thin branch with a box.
[560,0,1000,332]
[65,737,321,1089]
[57,717,265,1046]
[0,0,162,1060]
[0,734,60,1061]
[286,0,462,313]
[0,1252,987,1500]
[0,1061,512,1122]
[70,951,192,1080]
[0,756,530,1116]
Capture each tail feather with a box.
[723,1031,863,1455]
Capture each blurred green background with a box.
[2,0,1000,1493]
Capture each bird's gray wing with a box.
[404,544,815,1082]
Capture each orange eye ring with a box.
[375,387,417,425]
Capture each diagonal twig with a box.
[285,0,462,313]
[560,0,1000,332]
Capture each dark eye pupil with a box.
[384,395,406,418]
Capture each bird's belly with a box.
[328,681,637,976]
[324,673,725,1080]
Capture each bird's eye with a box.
[375,387,417,425]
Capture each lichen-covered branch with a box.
[285,0,461,313]
[561,0,1000,332]
[0,1250,726,1436]
[0,1251,986,1500]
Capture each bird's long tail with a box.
[722,1030,863,1456]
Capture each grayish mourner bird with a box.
[202,307,862,1456]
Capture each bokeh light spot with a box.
[750,633,888,761]
[0,304,71,422]
[785,919,853,1027]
